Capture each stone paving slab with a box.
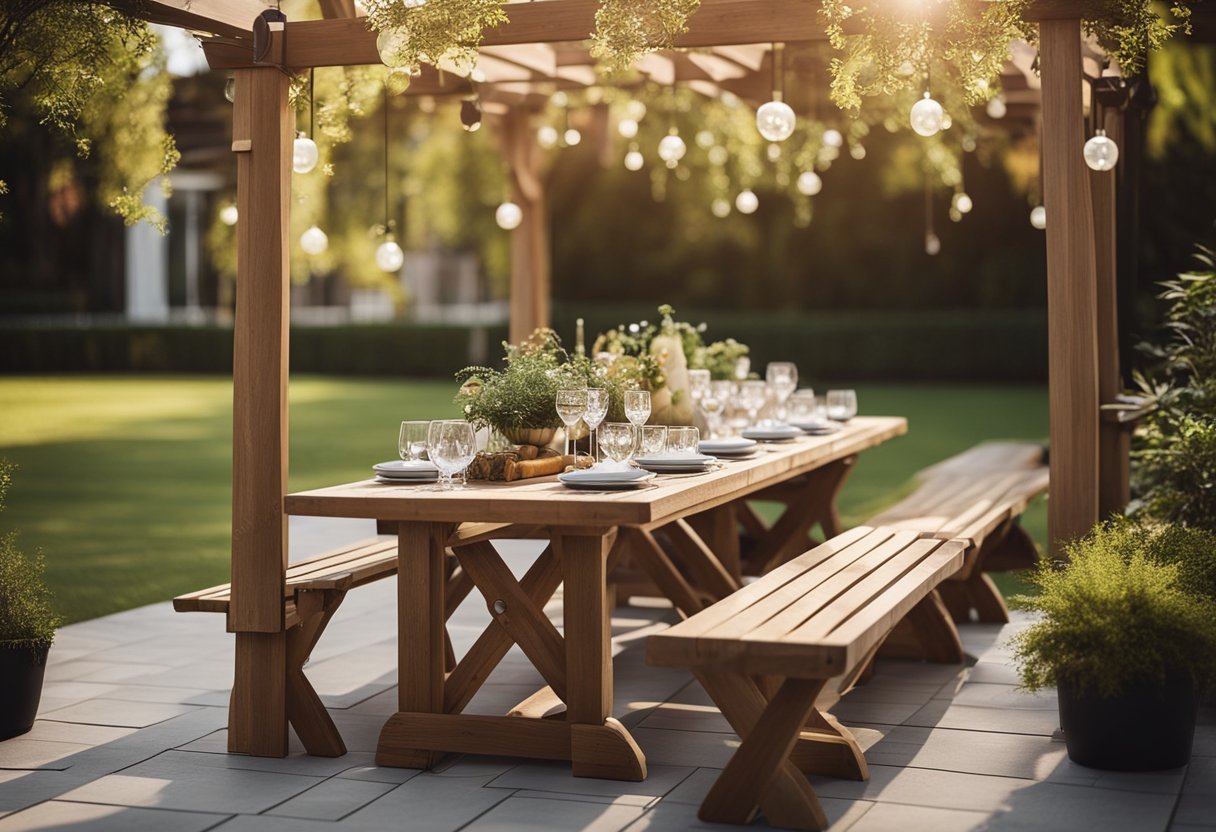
[0,526,1210,831]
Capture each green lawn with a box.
[0,376,1047,624]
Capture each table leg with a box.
[558,531,647,781]
[377,521,449,768]
[743,457,855,576]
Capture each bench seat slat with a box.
[648,528,966,678]
[721,531,919,642]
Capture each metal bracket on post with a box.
[254,8,288,68]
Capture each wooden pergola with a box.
[127,0,1136,757]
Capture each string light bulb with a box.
[375,238,404,272]
[735,189,759,215]
[1083,128,1119,171]
[910,91,944,137]
[1030,205,1047,230]
[495,202,523,231]
[618,118,638,139]
[822,129,843,148]
[624,147,644,171]
[711,198,731,218]
[756,43,795,142]
[658,130,686,164]
[293,134,319,174]
[925,232,941,255]
[986,95,1007,119]
[563,128,581,146]
[219,204,238,226]
[537,126,559,148]
[300,225,328,256]
[954,192,973,214]
[796,170,823,196]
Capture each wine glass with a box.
[688,369,711,406]
[583,388,610,463]
[624,388,651,452]
[707,380,735,437]
[399,420,430,462]
[766,362,798,422]
[668,426,700,455]
[737,380,768,427]
[827,389,858,422]
[639,425,668,457]
[599,422,636,464]
[427,420,476,491]
[555,388,589,458]
[787,389,817,425]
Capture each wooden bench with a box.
[647,526,966,830]
[174,521,535,757]
[867,441,1048,623]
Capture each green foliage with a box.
[1132,248,1216,531]
[0,1,178,226]
[364,0,508,74]
[456,329,589,432]
[0,460,60,650]
[1010,521,1216,697]
[590,304,749,382]
[590,0,701,74]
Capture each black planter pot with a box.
[0,644,49,741]
[1058,674,1198,771]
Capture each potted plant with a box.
[0,460,60,740]
[1011,520,1216,770]
[457,329,591,446]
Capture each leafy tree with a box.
[0,1,178,226]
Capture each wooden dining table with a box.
[284,416,906,781]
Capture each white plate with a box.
[374,469,441,480]
[634,453,717,468]
[375,474,437,485]
[374,460,439,475]
[699,438,758,455]
[741,425,803,441]
[559,466,652,484]
[791,421,843,435]
[558,471,655,490]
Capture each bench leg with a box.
[878,589,966,664]
[695,671,835,830]
[285,588,348,757]
[940,572,1011,624]
[982,520,1040,572]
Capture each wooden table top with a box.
[285,416,907,528]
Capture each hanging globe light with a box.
[735,189,759,215]
[300,225,329,256]
[954,192,973,214]
[376,28,409,68]
[618,118,638,139]
[219,204,239,226]
[822,128,843,148]
[1083,129,1119,171]
[385,68,413,95]
[1030,205,1047,230]
[925,232,942,255]
[695,130,716,149]
[756,99,796,142]
[986,95,1007,119]
[537,125,559,148]
[495,202,523,231]
[658,130,687,164]
[375,238,405,273]
[707,145,729,166]
[910,92,944,137]
[293,134,319,174]
[624,148,644,171]
[711,198,731,218]
[796,170,823,196]
[626,100,647,121]
[849,143,867,160]
[564,128,582,146]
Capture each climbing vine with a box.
[590,0,702,73]
[363,0,508,73]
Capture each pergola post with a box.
[227,65,293,756]
[1039,18,1101,554]
[501,106,550,343]
[1094,105,1127,517]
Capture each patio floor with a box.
[1,520,1212,832]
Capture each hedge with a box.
[0,309,1046,382]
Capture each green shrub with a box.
[0,460,60,651]
[1011,521,1216,698]
[1133,247,1216,530]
